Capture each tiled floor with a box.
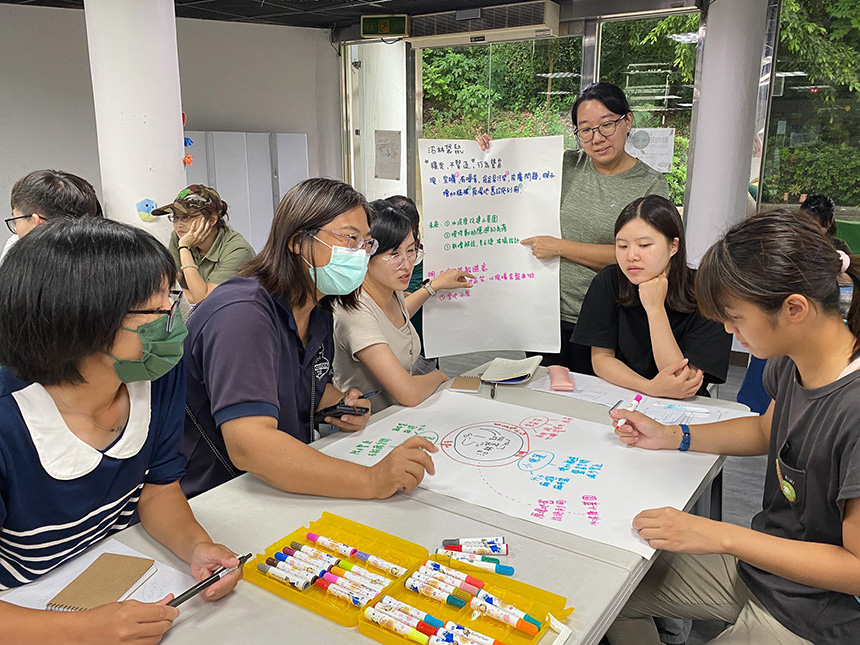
[437,351,766,644]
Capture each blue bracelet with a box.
[679,424,691,452]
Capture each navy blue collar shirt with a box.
[180,276,334,498]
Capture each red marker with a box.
[444,543,508,556]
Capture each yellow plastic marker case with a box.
[244,512,429,626]
[358,553,574,645]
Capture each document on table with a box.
[321,390,726,559]
[526,373,756,425]
[1,538,196,611]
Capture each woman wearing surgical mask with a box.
[0,218,241,642]
[180,178,437,500]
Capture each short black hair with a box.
[0,217,176,385]
[381,195,420,243]
[800,193,836,236]
[369,204,415,256]
[10,169,103,220]
[571,82,632,126]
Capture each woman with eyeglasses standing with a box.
[180,178,438,500]
[0,218,241,642]
[333,204,473,411]
[477,82,670,375]
[152,184,255,305]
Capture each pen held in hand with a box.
[167,553,251,607]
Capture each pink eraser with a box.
[548,365,575,391]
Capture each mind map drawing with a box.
[321,391,722,559]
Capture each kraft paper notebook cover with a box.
[46,553,156,611]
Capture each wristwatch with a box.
[421,278,437,296]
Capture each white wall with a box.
[0,4,343,245]
[354,41,408,201]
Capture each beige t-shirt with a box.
[333,290,421,412]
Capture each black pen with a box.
[360,390,382,399]
[167,553,252,607]
[490,383,497,399]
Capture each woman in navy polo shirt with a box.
[181,178,437,499]
[0,218,240,642]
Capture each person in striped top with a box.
[0,218,241,643]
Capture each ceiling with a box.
[3,0,528,29]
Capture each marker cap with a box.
[314,577,332,591]
[446,594,466,608]
[415,620,437,637]
[307,532,320,542]
[355,550,370,561]
[494,564,514,576]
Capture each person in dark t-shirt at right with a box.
[606,211,860,645]
[574,195,731,398]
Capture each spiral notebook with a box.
[46,553,156,611]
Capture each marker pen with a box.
[273,552,327,577]
[280,547,333,573]
[364,606,429,645]
[443,543,508,556]
[418,565,480,596]
[411,571,473,602]
[444,622,508,645]
[613,394,643,430]
[405,576,466,608]
[314,577,373,607]
[338,559,392,587]
[265,557,317,583]
[289,541,339,567]
[323,571,382,599]
[422,560,484,589]
[470,597,538,635]
[373,602,438,637]
[306,532,357,558]
[431,631,488,645]
[435,548,500,564]
[379,595,444,630]
[257,562,310,591]
[442,537,505,547]
[448,557,514,576]
[330,565,389,593]
[356,550,408,577]
[475,589,542,629]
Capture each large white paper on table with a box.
[526,372,757,425]
[1,538,196,610]
[321,391,722,558]
[418,137,564,357]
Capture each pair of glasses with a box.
[315,228,379,255]
[379,247,425,271]
[5,213,36,234]
[167,212,205,224]
[574,115,627,143]
[128,290,184,332]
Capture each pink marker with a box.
[306,532,357,557]
[613,394,643,430]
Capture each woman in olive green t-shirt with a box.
[153,184,255,305]
[477,81,670,374]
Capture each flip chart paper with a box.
[320,391,721,558]
[527,372,756,425]
[418,137,563,357]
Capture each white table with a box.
[27,372,748,644]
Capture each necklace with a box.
[47,386,130,434]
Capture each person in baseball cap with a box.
[153,184,254,305]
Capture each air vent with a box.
[408,1,559,48]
